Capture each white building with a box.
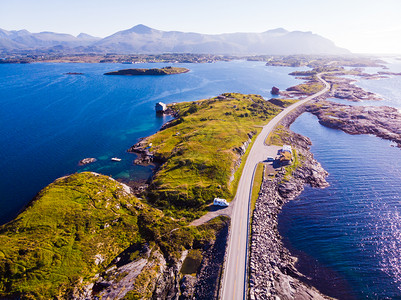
[155,102,167,112]
[282,144,292,154]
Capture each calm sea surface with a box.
[279,60,401,299]
[0,61,304,224]
[2,59,401,298]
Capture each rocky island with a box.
[2,55,399,299]
[78,157,97,165]
[305,100,401,147]
[104,66,190,76]
[248,58,401,298]
[281,66,383,101]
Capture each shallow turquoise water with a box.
[0,61,304,224]
[2,59,401,298]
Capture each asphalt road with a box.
[220,74,330,300]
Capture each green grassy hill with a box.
[0,173,148,298]
[0,93,295,298]
[104,66,189,76]
[143,93,292,219]
[0,172,229,299]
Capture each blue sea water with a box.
[2,59,401,298]
[336,59,401,109]
[0,61,304,224]
[279,60,401,299]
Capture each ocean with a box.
[279,59,401,299]
[1,59,401,298]
[0,60,304,224]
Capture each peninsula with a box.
[104,66,190,76]
[0,93,297,299]
[306,100,401,147]
[1,55,400,299]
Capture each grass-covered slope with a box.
[104,66,189,76]
[0,173,147,298]
[0,172,231,299]
[0,93,295,298]
[142,93,287,217]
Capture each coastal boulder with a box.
[271,86,280,95]
[78,157,97,165]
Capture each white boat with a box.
[111,157,122,162]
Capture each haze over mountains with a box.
[0,24,349,55]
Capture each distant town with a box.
[0,53,235,64]
[0,52,390,67]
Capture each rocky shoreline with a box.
[184,219,230,299]
[282,67,388,102]
[125,70,401,299]
[305,100,401,147]
[104,66,190,76]
[250,112,332,299]
[324,75,382,102]
[248,65,401,299]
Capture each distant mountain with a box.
[0,25,349,55]
[0,29,101,51]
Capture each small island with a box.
[305,100,401,147]
[104,66,190,76]
[78,157,97,165]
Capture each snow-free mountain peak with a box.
[0,25,350,55]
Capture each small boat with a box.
[111,157,122,162]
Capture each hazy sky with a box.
[1,0,401,54]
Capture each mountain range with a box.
[0,24,349,55]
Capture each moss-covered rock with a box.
[0,173,152,298]
[104,66,190,76]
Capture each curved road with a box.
[221,74,330,300]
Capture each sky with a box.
[1,0,401,54]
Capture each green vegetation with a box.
[104,66,189,76]
[0,92,289,298]
[287,81,324,95]
[229,128,260,201]
[123,250,163,300]
[267,98,298,108]
[0,173,146,298]
[144,93,283,219]
[289,66,344,76]
[281,148,301,182]
[180,249,203,275]
[251,163,265,212]
[0,172,229,299]
[266,125,290,145]
[267,124,303,182]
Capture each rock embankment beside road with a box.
[250,123,331,299]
